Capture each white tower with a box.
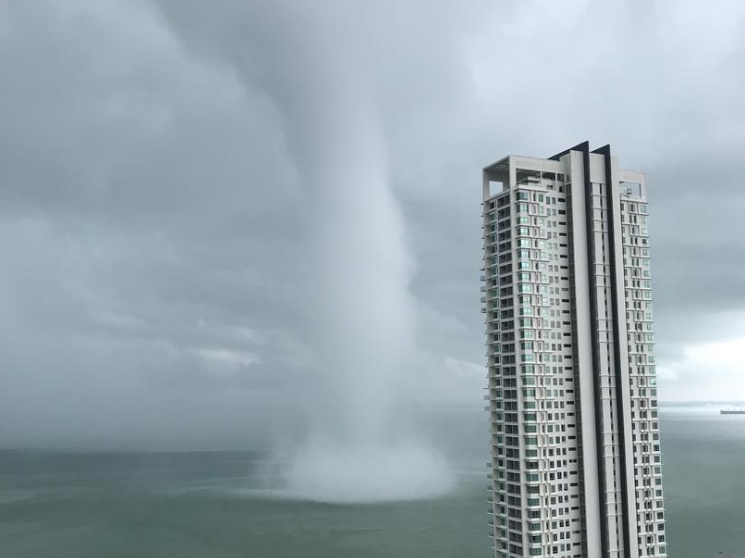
[483,143,666,558]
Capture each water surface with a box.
[1,406,743,557]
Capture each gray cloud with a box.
[1,0,744,449]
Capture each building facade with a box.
[482,143,666,558]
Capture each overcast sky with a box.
[1,0,744,449]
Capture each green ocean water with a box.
[1,406,744,558]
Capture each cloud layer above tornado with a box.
[1,0,744,447]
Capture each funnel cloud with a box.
[248,3,454,502]
[157,1,458,501]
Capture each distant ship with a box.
[720,407,745,415]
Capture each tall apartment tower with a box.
[482,143,666,558]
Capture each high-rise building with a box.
[482,142,666,558]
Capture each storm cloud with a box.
[1,0,744,449]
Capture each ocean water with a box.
[1,406,744,558]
